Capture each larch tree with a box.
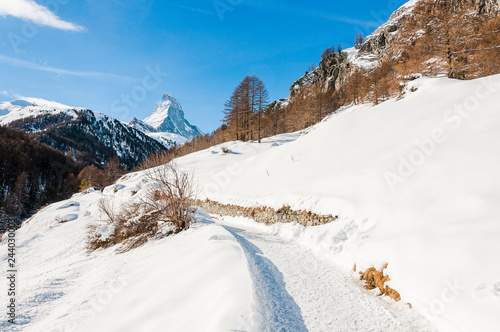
[223,75,269,142]
[256,79,270,143]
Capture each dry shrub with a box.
[88,198,161,252]
[359,263,401,302]
[88,163,195,252]
[144,162,195,233]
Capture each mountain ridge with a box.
[0,98,166,169]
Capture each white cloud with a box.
[0,54,135,81]
[0,0,85,31]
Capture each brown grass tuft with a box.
[359,263,401,302]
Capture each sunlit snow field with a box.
[2,75,500,331]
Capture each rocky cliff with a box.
[285,0,499,103]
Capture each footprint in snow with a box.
[493,283,500,297]
[57,214,79,223]
[209,235,235,242]
[57,201,80,210]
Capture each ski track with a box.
[216,217,431,332]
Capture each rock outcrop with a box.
[289,52,352,99]
[278,0,499,107]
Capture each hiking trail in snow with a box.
[213,216,430,332]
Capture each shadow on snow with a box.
[222,225,308,332]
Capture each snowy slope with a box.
[171,74,500,332]
[129,117,185,148]
[147,131,188,146]
[0,167,427,332]
[0,98,81,126]
[2,75,499,332]
[0,175,254,332]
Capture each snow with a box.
[278,98,289,107]
[147,131,188,147]
[0,178,253,331]
[2,74,500,331]
[399,0,419,12]
[0,98,81,126]
[0,169,426,332]
[345,47,380,70]
[215,216,429,331]
[171,74,500,331]
[369,0,420,37]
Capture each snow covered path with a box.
[214,216,430,332]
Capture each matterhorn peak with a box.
[161,93,179,103]
[141,93,202,140]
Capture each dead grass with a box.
[87,199,162,253]
[358,263,401,302]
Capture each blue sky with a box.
[0,0,408,133]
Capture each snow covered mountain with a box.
[0,97,81,123]
[0,98,166,169]
[129,116,189,147]
[131,93,202,145]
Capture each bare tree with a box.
[223,75,268,142]
[103,156,123,184]
[135,150,174,171]
[256,79,269,143]
[354,33,364,47]
[321,45,335,60]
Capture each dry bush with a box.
[359,263,401,302]
[88,198,160,252]
[88,163,195,252]
[144,163,196,233]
